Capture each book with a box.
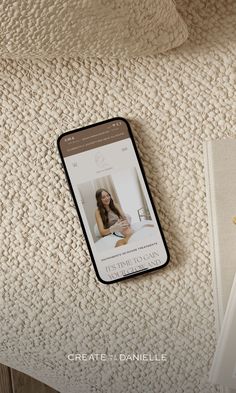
[204,139,236,392]
[209,272,236,389]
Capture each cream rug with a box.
[1,0,236,392]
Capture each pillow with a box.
[0,0,188,58]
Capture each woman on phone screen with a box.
[95,188,133,247]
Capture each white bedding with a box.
[1,0,235,392]
[94,221,155,252]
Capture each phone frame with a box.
[57,117,170,284]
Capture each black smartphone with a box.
[57,117,169,284]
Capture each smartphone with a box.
[57,117,169,284]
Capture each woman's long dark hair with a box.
[95,188,122,228]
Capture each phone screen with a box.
[57,118,169,284]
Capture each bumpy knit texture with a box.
[1,0,236,392]
[0,0,188,58]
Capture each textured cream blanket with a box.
[1,0,236,392]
